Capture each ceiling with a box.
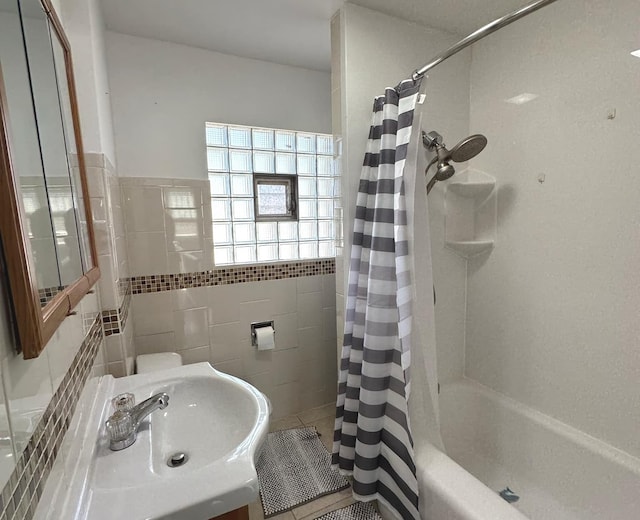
[100,0,538,72]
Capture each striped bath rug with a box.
[256,427,350,518]
[315,502,383,520]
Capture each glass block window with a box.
[207,123,336,265]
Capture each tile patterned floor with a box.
[249,403,358,520]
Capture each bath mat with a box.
[314,502,383,520]
[256,427,350,518]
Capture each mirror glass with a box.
[19,0,87,302]
[47,14,94,276]
[0,0,30,488]
[0,0,64,306]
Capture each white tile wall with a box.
[86,153,135,377]
[466,0,640,458]
[0,288,104,461]
[133,274,337,418]
[121,178,212,276]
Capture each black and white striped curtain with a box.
[332,79,423,519]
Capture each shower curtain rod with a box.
[397,0,561,88]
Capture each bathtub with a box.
[408,378,640,519]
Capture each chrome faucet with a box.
[105,393,170,451]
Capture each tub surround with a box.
[334,2,640,519]
[466,0,640,460]
[439,379,640,519]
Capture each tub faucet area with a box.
[106,393,170,451]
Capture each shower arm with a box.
[395,0,560,90]
[425,157,438,194]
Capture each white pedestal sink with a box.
[35,363,270,520]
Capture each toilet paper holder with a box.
[251,321,275,347]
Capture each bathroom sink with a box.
[38,363,270,520]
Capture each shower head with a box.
[422,131,488,194]
[449,134,487,163]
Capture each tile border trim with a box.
[0,315,103,520]
[101,280,131,336]
[128,258,335,295]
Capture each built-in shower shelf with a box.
[444,169,497,259]
[445,240,494,257]
[447,180,495,200]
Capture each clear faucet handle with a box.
[112,393,135,412]
[105,410,135,445]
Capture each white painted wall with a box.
[60,0,116,164]
[105,32,332,179]
[335,3,471,386]
[466,0,640,458]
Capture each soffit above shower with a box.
[100,0,535,72]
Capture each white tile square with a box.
[297,325,324,365]
[212,359,244,379]
[263,279,297,315]
[181,346,210,365]
[244,371,276,397]
[272,313,297,350]
[269,382,301,419]
[173,287,208,310]
[123,186,165,232]
[207,285,242,325]
[323,307,338,344]
[105,336,124,364]
[163,187,202,209]
[297,276,322,294]
[133,291,173,316]
[297,291,323,328]
[209,321,247,364]
[238,299,273,329]
[272,348,301,385]
[242,348,274,377]
[134,332,177,355]
[173,308,209,349]
[133,307,174,336]
[127,232,168,275]
[165,209,205,252]
[167,250,206,273]
[321,275,337,306]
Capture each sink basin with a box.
[36,363,270,520]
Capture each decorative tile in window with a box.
[254,175,297,221]
[206,123,336,265]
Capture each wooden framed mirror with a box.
[0,0,99,359]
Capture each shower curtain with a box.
[332,79,423,520]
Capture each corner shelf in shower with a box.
[445,239,494,257]
[444,170,497,259]
[447,180,495,199]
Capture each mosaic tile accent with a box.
[0,315,103,520]
[101,280,132,336]
[117,278,129,299]
[129,258,336,295]
[37,286,66,307]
